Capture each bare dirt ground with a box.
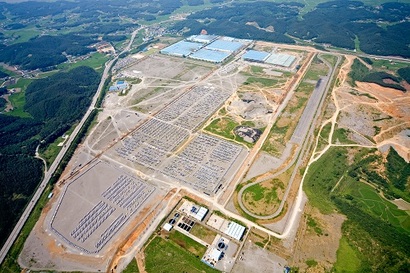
[290,205,345,272]
[232,239,286,273]
[335,75,410,162]
[108,188,179,273]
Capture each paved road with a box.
[0,28,142,266]
[237,54,340,220]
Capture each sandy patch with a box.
[392,198,410,211]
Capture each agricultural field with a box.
[58,52,110,73]
[4,78,33,118]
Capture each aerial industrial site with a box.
[14,32,410,273]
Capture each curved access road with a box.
[237,54,340,220]
[0,27,142,266]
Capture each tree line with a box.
[0,66,100,248]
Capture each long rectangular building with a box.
[189,48,231,63]
[242,50,270,62]
[160,40,203,57]
[205,39,244,53]
[265,53,296,67]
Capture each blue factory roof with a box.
[109,82,128,91]
[160,40,203,57]
[189,49,231,63]
[205,40,243,53]
[242,50,270,62]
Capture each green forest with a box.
[0,34,96,70]
[304,147,410,272]
[171,1,410,57]
[348,59,409,91]
[0,66,100,248]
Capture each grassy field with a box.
[190,224,217,245]
[306,215,323,235]
[205,117,238,140]
[289,96,308,113]
[320,122,331,141]
[5,78,34,118]
[303,56,329,81]
[341,181,410,233]
[316,122,331,151]
[4,28,41,44]
[303,147,348,214]
[204,117,255,147]
[40,124,77,167]
[332,128,356,144]
[354,36,362,53]
[242,179,284,216]
[250,65,264,74]
[168,230,207,257]
[320,54,338,67]
[123,258,140,273]
[296,81,315,94]
[261,91,309,155]
[261,123,288,156]
[244,76,278,87]
[131,30,145,47]
[244,179,283,203]
[58,52,110,73]
[144,236,219,273]
[334,236,361,272]
[370,58,410,72]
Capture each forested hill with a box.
[0,34,97,70]
[25,66,100,138]
[172,1,410,58]
[0,66,100,248]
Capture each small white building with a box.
[194,207,208,221]
[201,248,222,267]
[163,223,173,232]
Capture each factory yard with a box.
[19,36,384,273]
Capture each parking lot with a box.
[107,83,247,195]
[49,161,158,254]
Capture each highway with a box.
[0,27,142,266]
